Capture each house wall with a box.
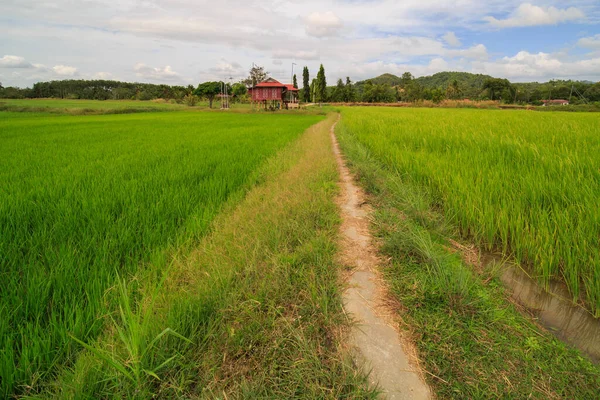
[252,87,282,101]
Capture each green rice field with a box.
[0,98,186,112]
[339,107,600,315]
[3,101,600,398]
[0,110,324,396]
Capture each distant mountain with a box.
[362,73,403,86]
[415,72,493,89]
[357,71,494,99]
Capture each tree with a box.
[243,65,269,87]
[427,88,446,104]
[310,79,316,103]
[0,82,3,90]
[584,82,600,102]
[400,72,414,88]
[482,78,512,101]
[446,79,462,100]
[302,66,310,103]
[345,77,355,102]
[315,64,327,105]
[183,94,199,106]
[231,83,248,102]
[194,81,221,108]
[331,78,345,102]
[293,74,298,89]
[361,80,395,103]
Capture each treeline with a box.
[2,70,599,106]
[344,72,600,104]
[0,80,195,101]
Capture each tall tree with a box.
[331,78,345,102]
[243,65,269,87]
[302,66,310,102]
[315,64,327,105]
[400,72,414,87]
[345,77,355,102]
[293,74,298,89]
[194,81,221,108]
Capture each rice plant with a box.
[339,107,600,316]
[0,110,323,397]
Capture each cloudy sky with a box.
[1,0,600,87]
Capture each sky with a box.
[1,0,599,87]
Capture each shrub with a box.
[183,94,199,107]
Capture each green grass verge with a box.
[26,114,375,398]
[336,117,600,399]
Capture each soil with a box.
[331,116,431,399]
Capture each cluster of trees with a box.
[336,72,600,105]
[0,80,196,101]
[300,65,328,104]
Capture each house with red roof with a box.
[249,78,299,110]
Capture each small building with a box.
[285,84,299,108]
[542,99,569,106]
[250,78,299,110]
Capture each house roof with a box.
[285,84,299,91]
[254,78,286,88]
[542,99,569,104]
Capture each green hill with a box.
[364,73,403,86]
[415,72,492,89]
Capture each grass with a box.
[336,112,600,398]
[40,114,375,399]
[337,107,600,316]
[0,110,327,397]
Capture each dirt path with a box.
[331,116,431,400]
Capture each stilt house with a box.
[250,78,299,110]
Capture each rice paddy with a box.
[338,107,600,316]
[0,110,325,397]
[3,101,600,398]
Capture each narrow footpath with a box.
[331,116,431,400]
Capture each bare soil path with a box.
[331,116,431,400]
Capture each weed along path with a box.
[331,116,431,400]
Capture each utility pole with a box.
[569,84,574,103]
[291,62,296,102]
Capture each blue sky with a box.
[1,1,599,87]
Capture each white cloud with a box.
[53,65,78,76]
[442,31,461,47]
[578,34,600,49]
[208,59,245,79]
[272,49,320,60]
[0,55,33,68]
[1,0,600,87]
[484,3,585,28]
[93,71,113,79]
[446,44,488,60]
[472,50,600,81]
[305,11,343,38]
[133,63,180,81]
